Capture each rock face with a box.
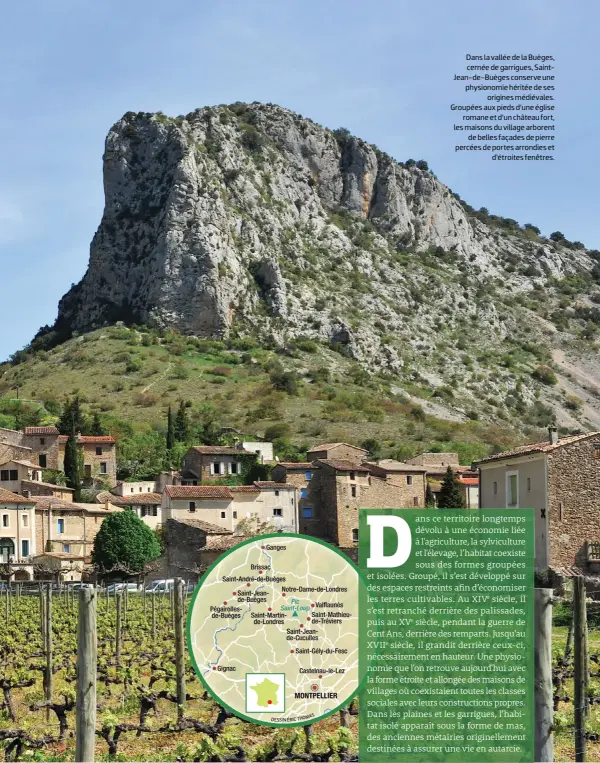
[48,103,593,372]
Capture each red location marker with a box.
[307,617,311,621]
[290,649,294,654]
[300,624,304,628]
[282,593,286,597]
[213,667,217,671]
[312,685,318,690]
[247,583,251,587]
[233,592,237,596]
[268,699,272,704]
[223,601,227,605]
[259,570,263,574]
[310,603,315,607]
[319,674,322,678]
[268,607,272,611]
[261,545,265,549]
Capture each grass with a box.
[0,326,529,461]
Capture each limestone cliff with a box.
[42,103,594,388]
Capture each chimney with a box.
[105,500,110,511]
[548,426,558,445]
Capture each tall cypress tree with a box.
[437,466,465,509]
[64,431,82,502]
[166,405,175,451]
[90,411,105,436]
[425,482,436,507]
[174,401,189,443]
[58,394,87,436]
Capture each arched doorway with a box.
[13,569,31,581]
[0,538,15,563]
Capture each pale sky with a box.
[1,0,598,360]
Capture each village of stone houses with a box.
[0,414,595,587]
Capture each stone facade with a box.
[547,437,600,569]
[21,481,74,501]
[58,437,117,487]
[182,446,250,481]
[306,443,367,464]
[406,452,460,468]
[0,488,37,567]
[112,480,157,496]
[34,500,121,556]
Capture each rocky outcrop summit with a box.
[42,103,593,376]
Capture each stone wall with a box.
[22,481,73,501]
[407,452,460,468]
[307,445,366,463]
[547,436,600,568]
[36,509,106,556]
[21,434,61,470]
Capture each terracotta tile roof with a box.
[366,459,428,474]
[253,481,296,490]
[308,442,367,453]
[167,517,231,535]
[458,477,479,486]
[276,462,314,469]
[191,446,250,456]
[204,534,252,551]
[58,435,116,444]
[2,459,40,469]
[32,497,122,513]
[22,426,59,435]
[475,431,600,465]
[113,492,162,505]
[165,485,233,500]
[0,488,35,504]
[317,459,370,472]
[21,479,74,491]
[229,485,261,493]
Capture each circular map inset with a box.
[187,534,360,726]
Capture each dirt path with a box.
[141,361,173,394]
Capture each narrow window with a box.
[0,471,8,481]
[350,471,356,481]
[22,514,28,527]
[213,462,221,475]
[406,475,413,486]
[352,528,359,542]
[21,539,29,557]
[230,462,238,475]
[413,496,419,507]
[96,447,103,456]
[220,511,226,518]
[233,511,237,519]
[189,502,196,512]
[9,470,18,481]
[2,514,8,528]
[139,487,142,492]
[275,490,280,497]
[131,487,134,493]
[305,471,312,481]
[57,518,64,533]
[273,508,283,517]
[351,485,357,498]
[507,473,518,508]
[99,463,107,475]
[559,502,563,522]
[493,481,498,495]
[300,488,308,499]
[40,438,45,445]
[527,477,531,492]
[63,544,70,553]
[303,507,313,519]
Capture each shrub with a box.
[532,365,558,386]
[207,366,231,377]
[270,370,299,395]
[133,392,158,407]
[264,422,292,440]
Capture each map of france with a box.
[188,534,360,726]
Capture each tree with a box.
[234,513,276,536]
[90,411,105,436]
[64,431,82,502]
[166,405,175,451]
[549,231,565,242]
[174,401,189,442]
[437,466,465,509]
[416,159,429,171]
[58,395,87,435]
[92,508,161,573]
[361,438,381,460]
[425,482,436,507]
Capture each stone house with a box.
[32,552,88,583]
[33,497,122,557]
[110,492,163,530]
[406,452,479,508]
[111,480,158,496]
[0,487,37,577]
[0,459,74,501]
[474,426,600,571]
[162,482,299,533]
[306,443,368,464]
[58,435,117,487]
[181,446,255,482]
[273,458,427,547]
[0,427,117,487]
[242,441,274,464]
